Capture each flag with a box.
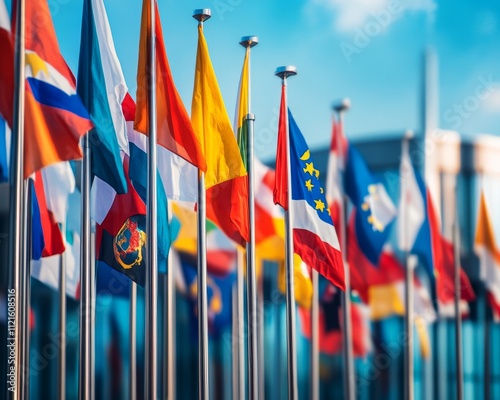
[421,186,475,315]
[326,117,347,248]
[0,116,9,182]
[277,254,313,308]
[397,139,426,254]
[31,189,82,300]
[344,143,397,264]
[298,284,371,358]
[2,0,93,178]
[474,191,500,321]
[135,0,206,171]
[40,161,76,224]
[123,93,198,203]
[273,91,345,290]
[192,23,249,245]
[77,0,129,193]
[191,25,247,188]
[254,159,285,243]
[31,230,81,300]
[348,212,436,324]
[94,157,147,285]
[31,171,65,259]
[172,202,237,276]
[178,256,235,337]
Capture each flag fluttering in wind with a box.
[77,0,129,193]
[474,190,500,321]
[0,0,93,178]
[326,117,348,248]
[31,172,65,260]
[254,159,284,243]
[274,88,345,290]
[135,0,206,172]
[344,143,397,265]
[31,177,80,300]
[428,187,475,315]
[172,202,237,277]
[123,93,197,203]
[94,156,147,285]
[93,97,179,285]
[348,212,435,357]
[192,23,249,246]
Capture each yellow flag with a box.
[191,25,247,188]
[278,254,313,308]
[368,284,405,320]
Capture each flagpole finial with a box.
[332,98,351,113]
[193,9,211,23]
[275,65,297,80]
[240,36,259,48]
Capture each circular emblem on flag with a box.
[113,215,147,270]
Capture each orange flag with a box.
[135,0,206,171]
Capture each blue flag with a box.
[179,258,234,338]
[344,144,396,264]
[77,0,129,193]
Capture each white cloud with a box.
[483,87,500,113]
[310,0,436,33]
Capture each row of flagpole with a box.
[5,3,472,400]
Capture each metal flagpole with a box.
[275,65,298,400]
[241,33,259,400]
[164,203,176,400]
[258,272,265,400]
[58,223,67,400]
[453,187,463,400]
[144,0,159,397]
[193,10,212,400]
[129,282,137,400]
[236,250,245,400]
[7,0,25,396]
[311,270,319,400]
[231,272,240,400]
[484,288,491,400]
[333,99,355,400]
[401,133,414,400]
[79,131,93,400]
[21,180,32,400]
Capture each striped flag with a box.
[77,0,129,193]
[193,23,249,245]
[1,0,93,177]
[274,87,345,290]
[135,0,206,171]
[26,0,92,175]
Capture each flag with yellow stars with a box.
[344,143,397,265]
[274,97,345,291]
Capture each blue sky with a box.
[7,0,500,162]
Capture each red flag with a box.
[273,84,288,209]
[427,190,475,307]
